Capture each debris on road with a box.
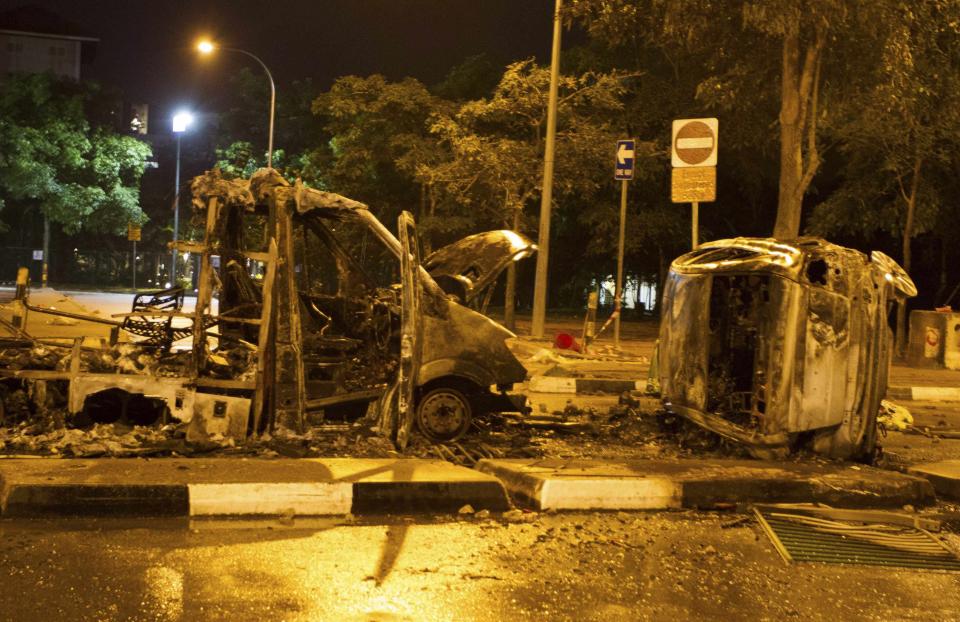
[754,503,960,570]
[879,399,914,432]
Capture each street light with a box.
[530,0,563,338]
[171,109,193,286]
[196,38,276,169]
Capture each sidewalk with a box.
[512,334,960,398]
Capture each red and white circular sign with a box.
[671,118,718,168]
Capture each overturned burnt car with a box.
[0,169,535,448]
[658,237,916,461]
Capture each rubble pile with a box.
[0,422,175,457]
[0,345,60,370]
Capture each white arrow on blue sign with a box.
[615,139,635,180]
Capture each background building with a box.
[0,5,98,81]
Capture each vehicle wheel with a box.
[415,387,472,442]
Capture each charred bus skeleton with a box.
[658,238,916,461]
[0,169,534,447]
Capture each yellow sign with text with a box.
[671,166,716,203]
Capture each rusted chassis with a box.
[658,238,916,461]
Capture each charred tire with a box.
[415,387,473,443]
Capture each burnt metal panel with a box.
[660,237,916,460]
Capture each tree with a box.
[569,0,895,240]
[807,1,960,352]
[214,69,328,183]
[422,59,639,326]
[0,73,152,269]
[311,74,455,244]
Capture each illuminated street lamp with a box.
[171,109,193,285]
[196,38,276,168]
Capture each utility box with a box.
[908,310,960,370]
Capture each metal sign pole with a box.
[132,240,137,291]
[614,178,628,346]
[171,132,181,286]
[691,201,699,250]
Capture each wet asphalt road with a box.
[2,512,960,622]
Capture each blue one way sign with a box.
[615,139,635,180]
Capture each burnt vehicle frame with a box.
[0,169,534,446]
[658,237,916,461]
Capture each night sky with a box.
[1,0,562,125]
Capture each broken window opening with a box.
[706,274,772,429]
[81,389,168,427]
[806,259,828,286]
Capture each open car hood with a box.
[423,230,537,303]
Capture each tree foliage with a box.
[311,74,454,235]
[0,73,152,234]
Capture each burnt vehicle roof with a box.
[670,236,917,299]
[670,237,847,278]
[191,169,368,214]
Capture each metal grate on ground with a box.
[755,507,960,571]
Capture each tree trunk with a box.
[772,18,824,240]
[935,236,947,305]
[896,155,922,357]
[503,210,520,331]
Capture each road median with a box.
[476,458,936,511]
[0,458,510,518]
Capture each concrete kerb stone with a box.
[476,458,936,511]
[0,458,510,518]
[528,376,645,394]
[530,377,960,403]
[907,460,960,501]
[891,386,960,401]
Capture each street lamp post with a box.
[197,40,276,168]
[531,0,563,338]
[171,110,193,286]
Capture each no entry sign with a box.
[671,118,718,168]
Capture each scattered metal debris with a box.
[429,440,503,467]
[659,238,916,461]
[878,399,914,432]
[754,504,960,570]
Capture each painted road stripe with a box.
[539,477,682,510]
[188,482,353,516]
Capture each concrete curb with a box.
[907,460,960,501]
[0,458,510,518]
[530,376,960,403]
[887,386,960,401]
[528,376,646,394]
[476,458,936,511]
